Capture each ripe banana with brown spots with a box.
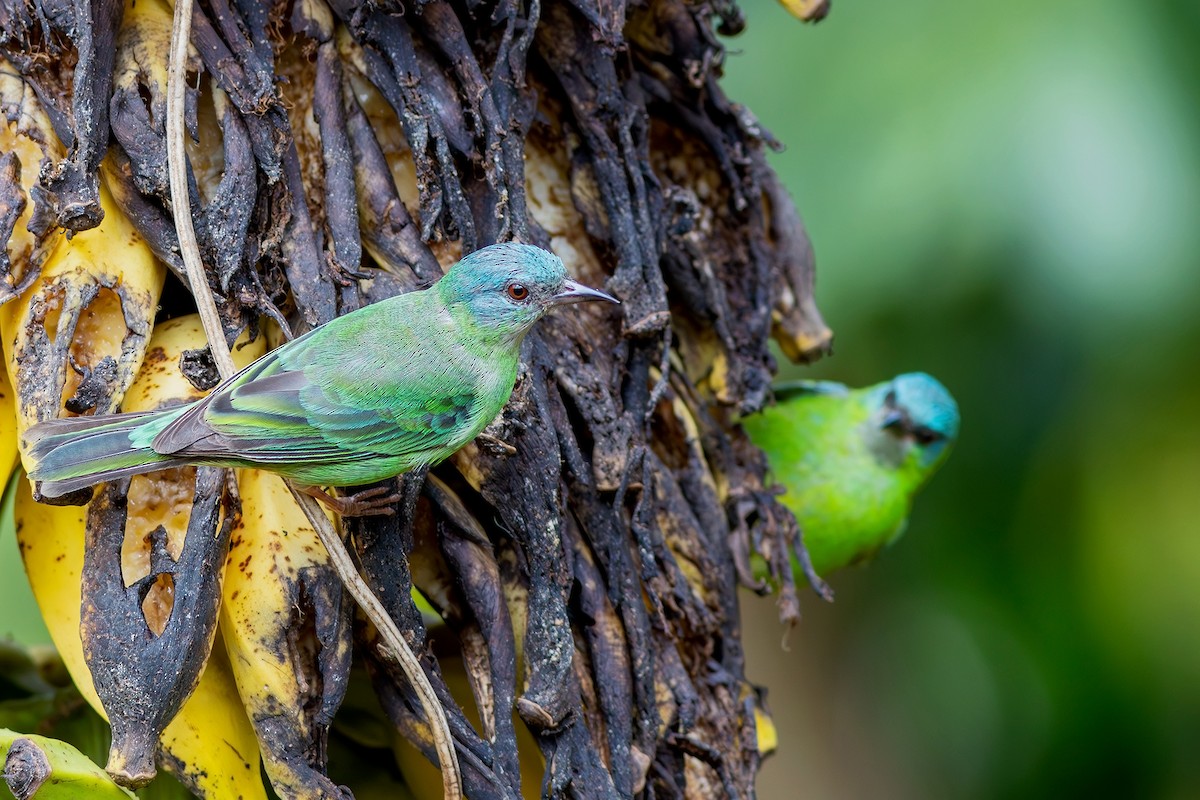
[221,467,354,800]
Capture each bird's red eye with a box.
[507,283,529,301]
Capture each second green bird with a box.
[24,243,617,512]
[743,373,959,578]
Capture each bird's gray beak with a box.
[552,279,620,306]
[880,408,906,430]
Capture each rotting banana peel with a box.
[0,176,164,488]
[222,467,353,800]
[1,728,136,800]
[96,315,257,644]
[0,55,67,308]
[13,475,267,800]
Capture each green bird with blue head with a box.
[23,243,617,514]
[743,372,960,579]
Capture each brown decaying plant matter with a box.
[0,0,833,796]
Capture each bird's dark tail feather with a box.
[23,409,189,498]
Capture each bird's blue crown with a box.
[440,243,567,301]
[890,372,960,442]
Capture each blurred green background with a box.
[727,0,1200,798]
[4,0,1199,798]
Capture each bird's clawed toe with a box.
[301,484,403,517]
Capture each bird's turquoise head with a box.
[866,372,960,475]
[438,243,617,345]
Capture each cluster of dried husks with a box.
[0,0,831,796]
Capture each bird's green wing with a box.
[771,379,850,403]
[151,331,481,466]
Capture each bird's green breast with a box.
[744,391,918,576]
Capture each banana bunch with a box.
[0,58,368,796]
[13,477,267,800]
[10,314,270,799]
[0,0,825,790]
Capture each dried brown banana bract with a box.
[0,0,833,796]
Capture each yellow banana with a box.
[222,467,353,799]
[0,364,17,495]
[120,314,265,411]
[0,729,136,799]
[111,0,222,197]
[776,0,829,22]
[112,0,173,102]
[0,175,164,474]
[754,706,778,756]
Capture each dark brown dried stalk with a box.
[0,0,833,796]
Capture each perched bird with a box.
[24,243,617,514]
[742,372,959,578]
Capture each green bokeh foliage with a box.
[728,0,1200,797]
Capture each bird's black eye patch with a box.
[911,426,941,446]
[506,283,529,301]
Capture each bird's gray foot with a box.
[300,484,402,517]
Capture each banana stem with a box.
[165,0,236,381]
[164,4,463,798]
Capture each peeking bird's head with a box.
[867,372,960,472]
[439,243,618,342]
